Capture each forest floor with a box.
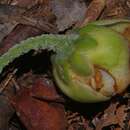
[0,0,130,130]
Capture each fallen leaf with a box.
[114,128,122,130]
[10,0,38,8]
[0,4,57,34]
[0,22,17,43]
[51,0,86,31]
[100,0,130,19]
[0,95,15,130]
[10,0,49,8]
[81,0,106,26]
[0,0,12,4]
[0,24,43,55]
[66,110,93,130]
[116,105,127,128]
[92,103,118,130]
[31,78,65,103]
[11,78,66,130]
[0,4,26,21]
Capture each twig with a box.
[0,69,17,93]
[11,78,20,91]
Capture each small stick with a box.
[11,78,20,91]
[0,69,17,93]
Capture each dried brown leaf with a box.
[0,4,25,43]
[0,4,25,20]
[100,0,130,19]
[0,4,57,34]
[114,128,122,130]
[11,78,66,130]
[0,95,15,130]
[10,0,38,8]
[116,105,127,128]
[0,24,43,55]
[10,0,49,8]
[51,0,86,31]
[91,98,130,130]
[92,103,118,130]
[0,0,13,5]
[81,0,106,26]
[0,22,17,43]
[66,110,94,130]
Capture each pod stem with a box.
[0,34,78,74]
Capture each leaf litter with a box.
[0,0,130,130]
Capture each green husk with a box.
[53,23,130,102]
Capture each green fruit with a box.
[53,23,130,102]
